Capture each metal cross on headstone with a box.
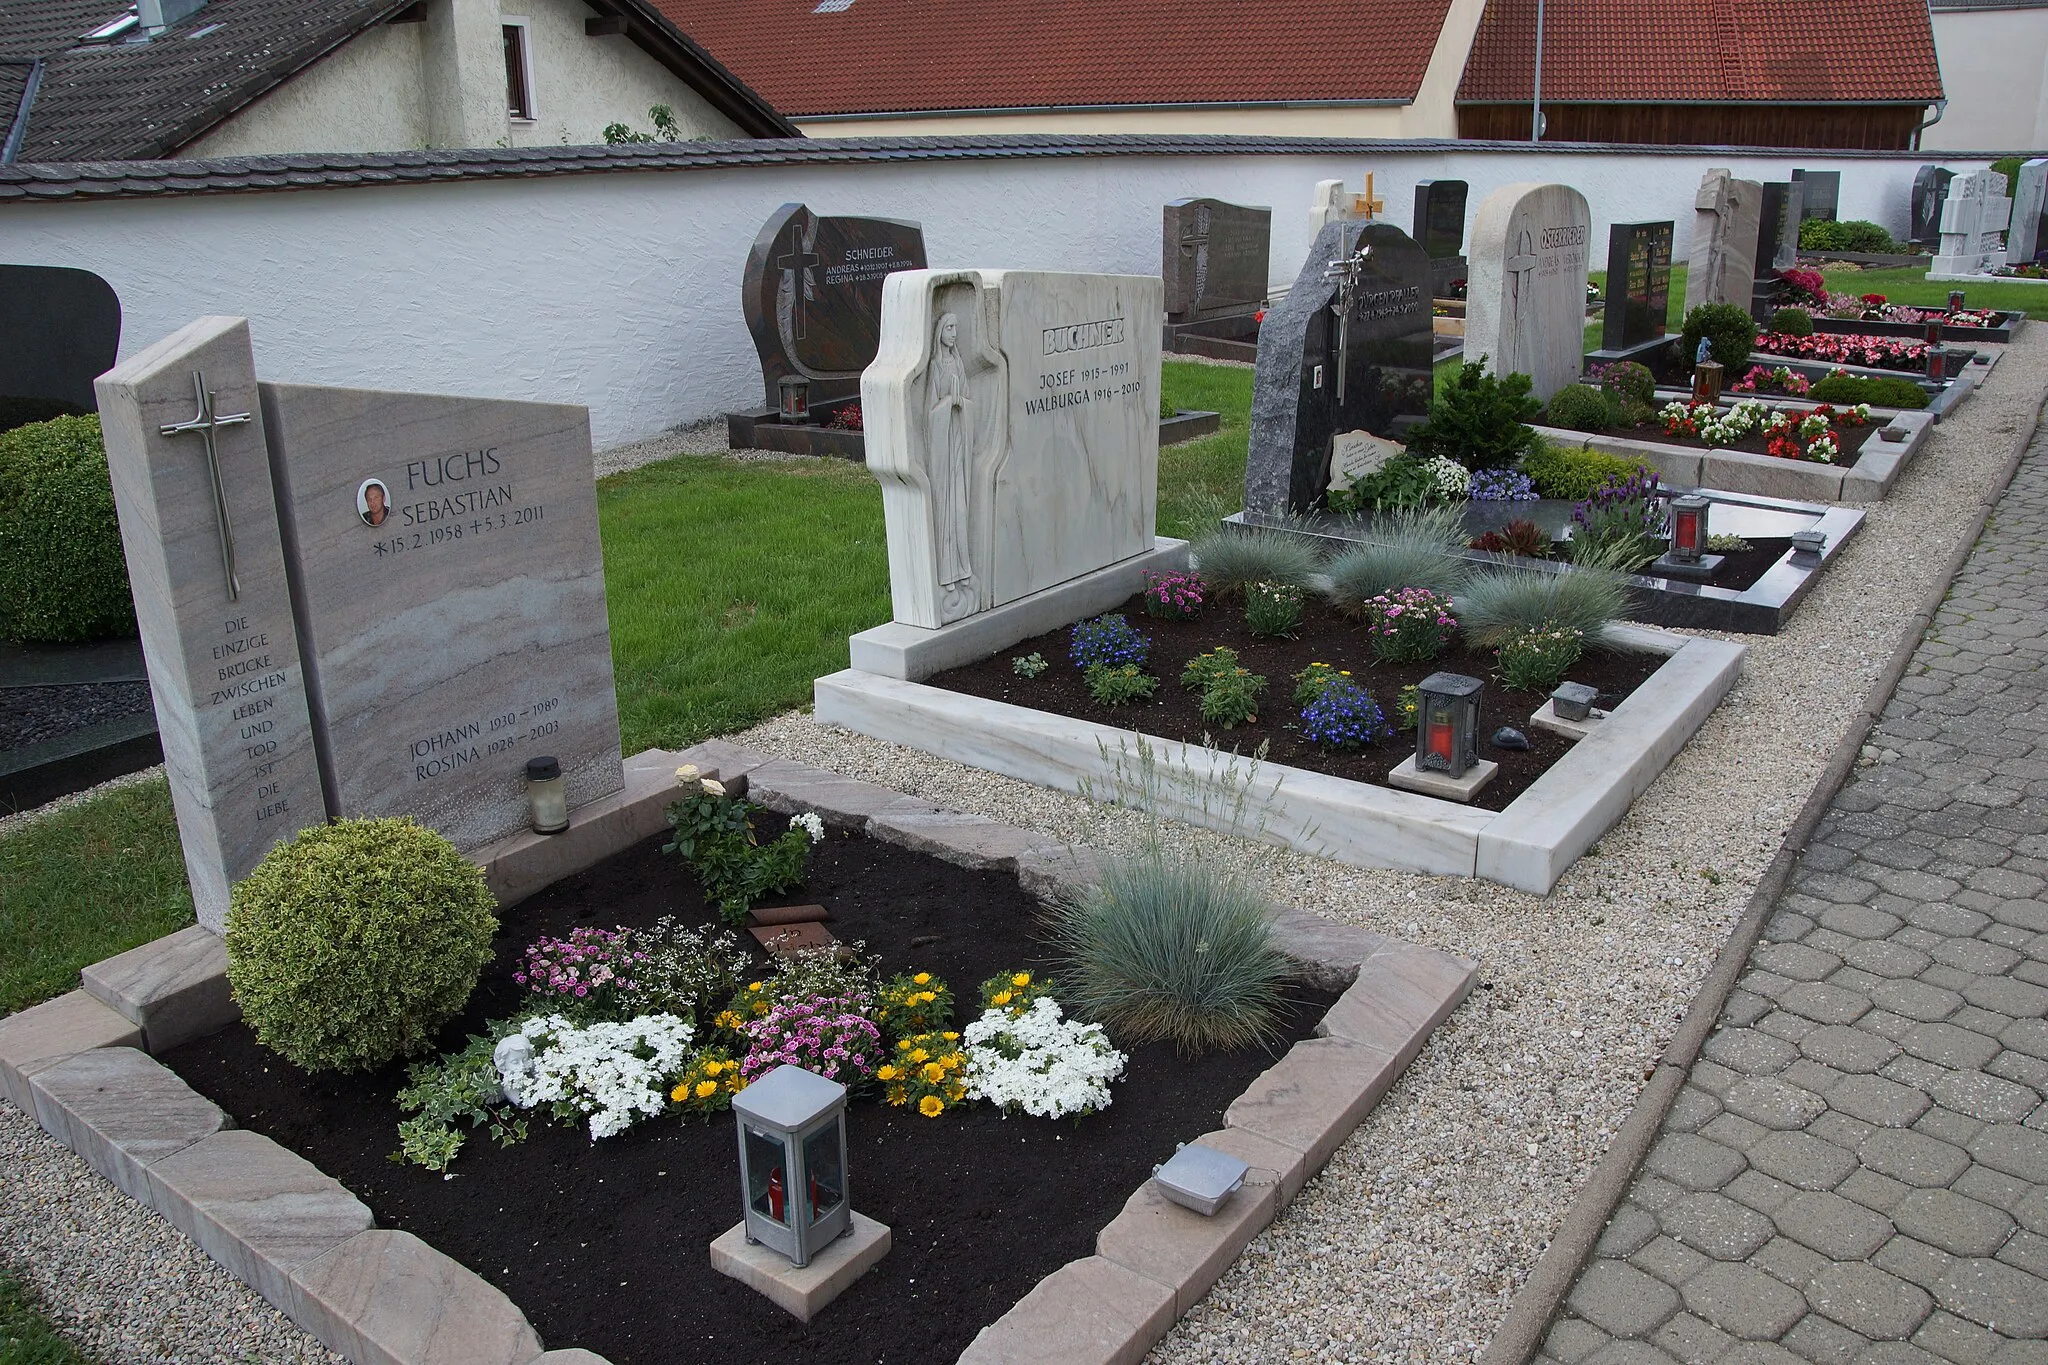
[1186,203,1213,304]
[775,221,823,341]
[1323,237,1375,405]
[158,370,251,600]
[1504,229,1541,369]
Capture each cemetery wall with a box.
[0,139,1999,449]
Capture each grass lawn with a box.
[0,1266,98,1364]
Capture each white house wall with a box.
[1921,7,2048,152]
[0,144,1992,449]
[184,23,430,159]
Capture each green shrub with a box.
[1243,581,1304,638]
[1544,384,1619,433]
[1521,441,1650,501]
[1798,219,1896,254]
[1051,842,1288,1054]
[1085,662,1158,706]
[1496,624,1587,692]
[664,778,819,925]
[1457,565,1629,647]
[1323,506,1470,610]
[1328,453,1439,513]
[1770,307,1815,337]
[226,818,498,1073]
[1679,304,1758,371]
[1186,528,1320,596]
[1597,361,1656,407]
[1406,361,1542,471]
[1992,157,2024,194]
[1809,373,1929,410]
[1159,392,1179,420]
[0,415,135,644]
[1199,667,1267,729]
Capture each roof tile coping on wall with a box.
[0,133,2024,205]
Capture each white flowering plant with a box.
[1422,454,1471,501]
[963,995,1126,1120]
[506,1012,696,1140]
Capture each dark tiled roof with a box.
[1458,0,1944,104]
[648,0,1457,117]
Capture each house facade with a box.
[1920,0,2048,151]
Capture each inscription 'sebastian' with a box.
[1042,316,1128,355]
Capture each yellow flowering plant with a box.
[875,971,954,1040]
[978,968,1054,1019]
[668,1047,746,1117]
[878,1029,968,1116]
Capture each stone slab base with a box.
[1386,755,1499,802]
[0,990,142,1110]
[1158,409,1222,444]
[709,1213,891,1321]
[80,924,236,1053]
[1529,699,1607,741]
[1585,334,1678,370]
[472,748,704,906]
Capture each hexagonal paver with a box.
[1806,1262,1935,1341]
[1598,1204,1662,1259]
[1930,1071,2042,1124]
[1803,1026,1904,1074]
[1681,1261,1809,1340]
[1706,1030,1802,1077]
[1871,978,1967,1022]
[1748,1131,1861,1192]
[1726,1077,1830,1132]
[1934,1258,2048,1336]
[1758,942,1845,982]
[1860,1130,1974,1188]
[1660,1192,1775,1262]
[1893,1188,2019,1258]
[1828,1073,1935,1129]
[1969,1124,2048,1183]
[1781,983,1875,1027]
[1773,1190,1896,1261]
[1569,1260,1684,1338]
[1646,1134,1750,1194]
[1902,1023,2005,1072]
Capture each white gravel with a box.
[592,417,813,477]
[1,334,2040,1363]
[0,764,164,837]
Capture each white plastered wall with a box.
[1920,7,2048,151]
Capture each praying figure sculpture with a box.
[925,312,975,616]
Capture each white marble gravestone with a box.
[95,318,328,931]
[1684,168,1763,312]
[262,383,622,848]
[1310,180,1360,234]
[864,269,1162,629]
[1464,182,1593,402]
[2010,159,2048,266]
[1930,170,2013,277]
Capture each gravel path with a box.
[0,336,2041,1363]
[592,417,810,477]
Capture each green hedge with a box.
[1809,373,1930,410]
[1798,219,1897,254]
[0,414,136,644]
[1522,442,1651,501]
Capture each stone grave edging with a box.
[1474,380,2048,1365]
[1530,409,1935,503]
[0,741,1474,1365]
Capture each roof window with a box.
[812,0,855,11]
[79,11,140,42]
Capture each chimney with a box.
[137,0,207,32]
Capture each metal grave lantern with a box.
[1948,289,1967,312]
[1668,494,1710,565]
[1415,672,1483,777]
[732,1063,850,1267]
[777,374,812,425]
[1691,360,1724,406]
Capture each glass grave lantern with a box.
[1415,672,1483,778]
[1668,494,1710,565]
[732,1063,850,1268]
[524,755,568,834]
[1948,289,1967,313]
[1691,360,1724,406]
[777,375,812,426]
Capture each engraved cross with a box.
[776,222,823,341]
[159,370,251,600]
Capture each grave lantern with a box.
[732,1064,851,1268]
[777,375,812,425]
[1948,290,1967,312]
[1415,672,1483,778]
[524,756,568,834]
[1691,361,1723,406]
[1668,494,1711,565]
[1927,345,1953,381]
[1924,320,1944,347]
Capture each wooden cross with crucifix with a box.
[1355,173,1386,222]
[158,370,251,600]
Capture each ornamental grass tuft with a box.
[1186,527,1321,597]
[1457,563,1630,648]
[1051,842,1289,1055]
[1323,506,1471,610]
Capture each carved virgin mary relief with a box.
[924,309,976,619]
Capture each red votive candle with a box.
[1427,715,1454,764]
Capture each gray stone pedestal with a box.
[709,1212,891,1321]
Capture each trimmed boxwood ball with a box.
[1770,307,1815,337]
[0,414,136,644]
[226,817,498,1073]
[1678,303,1758,372]
[1544,383,1618,433]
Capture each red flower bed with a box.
[1752,331,1928,374]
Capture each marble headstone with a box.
[1413,179,1469,297]
[1910,166,1955,248]
[1311,180,1381,233]
[2,265,121,416]
[1931,170,2013,276]
[1600,221,1674,352]
[2009,159,2048,266]
[1243,220,1433,514]
[1163,198,1271,323]
[261,383,622,848]
[865,269,1162,629]
[1684,169,1763,311]
[741,203,928,412]
[94,317,327,931]
[1465,182,1593,402]
[1791,169,1840,222]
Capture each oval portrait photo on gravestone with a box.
[357,477,390,527]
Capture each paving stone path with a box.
[1538,430,2048,1365]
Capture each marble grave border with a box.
[1530,409,1935,502]
[0,741,1475,1365]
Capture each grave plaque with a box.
[1,265,121,418]
[1910,166,1954,248]
[865,269,1162,628]
[1163,198,1271,323]
[1600,221,1674,352]
[1791,169,1841,223]
[2010,159,2048,265]
[94,317,327,932]
[261,384,622,848]
[1244,220,1433,514]
[741,202,928,412]
[1465,182,1593,402]
[1413,179,1470,298]
[1684,169,1762,311]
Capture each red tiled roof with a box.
[649,0,1456,117]
[1457,0,1944,103]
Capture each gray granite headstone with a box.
[1163,198,1271,323]
[1685,169,1762,312]
[1791,170,1840,223]
[1466,181,1593,402]
[261,384,622,849]
[1910,166,1954,248]
[94,318,327,932]
[1244,221,1432,514]
[1,265,121,420]
[1751,181,1805,315]
[2010,159,2048,265]
[1601,221,1673,351]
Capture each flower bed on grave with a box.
[1818,292,2005,331]
[1751,329,1929,373]
[1640,398,1877,465]
[163,800,1331,1364]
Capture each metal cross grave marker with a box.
[1323,238,1375,405]
[159,369,251,600]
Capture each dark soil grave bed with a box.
[163,819,1335,1364]
[927,593,1664,811]
[1542,416,1877,469]
[0,681,153,752]
[1472,538,1794,595]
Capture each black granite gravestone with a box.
[740,203,927,412]
[1163,198,1271,323]
[1751,182,1805,317]
[1600,221,1674,353]
[0,265,120,428]
[1243,221,1433,514]
[1791,170,1841,223]
[1911,166,1954,248]
[1413,179,1469,298]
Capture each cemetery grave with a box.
[1927,168,2016,281]
[1162,197,1271,368]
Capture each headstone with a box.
[1464,182,1593,402]
[741,203,928,413]
[864,269,1163,628]
[1790,170,1841,222]
[1598,221,1674,353]
[1910,166,1955,248]
[1751,181,1805,316]
[1162,198,1271,323]
[1413,179,1470,298]
[1,265,121,419]
[1310,180,1360,233]
[1930,169,2014,276]
[2010,159,2048,265]
[1243,220,1433,513]
[94,317,327,932]
[261,383,622,847]
[1684,169,1763,311]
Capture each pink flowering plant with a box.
[1141,569,1208,621]
[740,992,885,1085]
[1753,331,1927,374]
[1357,588,1459,663]
[1728,365,1810,397]
[516,927,646,1018]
